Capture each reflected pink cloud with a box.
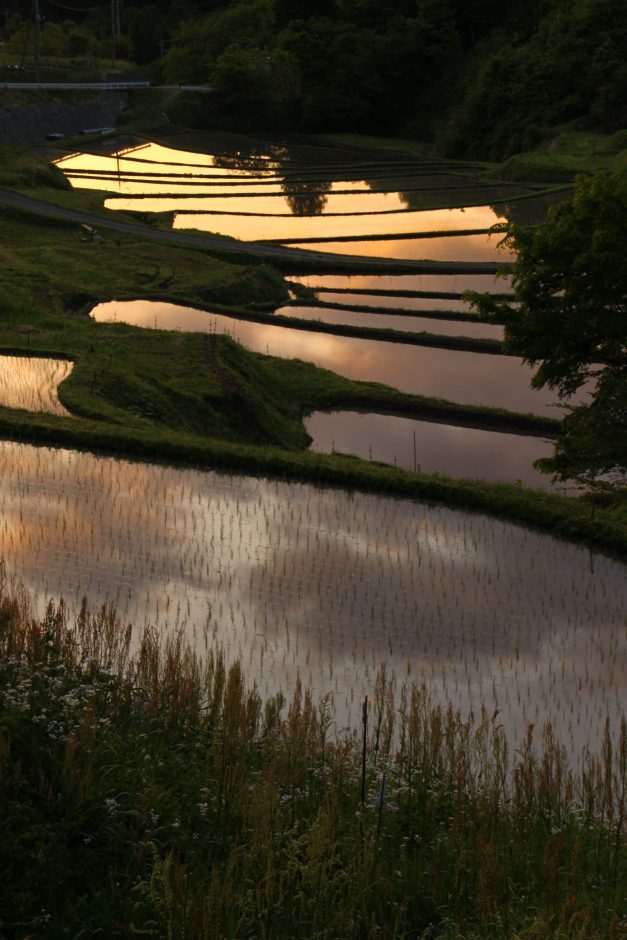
[277,306,504,339]
[92,300,576,415]
[0,439,624,752]
[305,410,560,489]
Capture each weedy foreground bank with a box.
[0,567,624,939]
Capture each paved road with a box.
[0,187,508,274]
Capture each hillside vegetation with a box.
[3,0,627,162]
[0,580,624,939]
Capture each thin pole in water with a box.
[361,696,368,806]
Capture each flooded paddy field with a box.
[92,300,572,417]
[53,136,582,486]
[288,271,514,298]
[53,141,550,245]
[0,136,616,772]
[277,304,504,339]
[283,232,509,262]
[305,411,558,490]
[1,440,624,754]
[0,355,72,416]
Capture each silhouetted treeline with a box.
[5,0,627,157]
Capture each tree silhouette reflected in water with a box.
[282,177,330,215]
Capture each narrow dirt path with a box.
[0,187,508,275]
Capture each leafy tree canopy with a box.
[468,171,627,488]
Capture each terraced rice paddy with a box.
[277,304,504,339]
[57,138,586,484]
[288,271,514,304]
[305,411,558,490]
[0,355,72,416]
[1,440,625,755]
[92,299,573,416]
[0,136,615,773]
[53,141,544,256]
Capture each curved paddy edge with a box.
[0,407,623,560]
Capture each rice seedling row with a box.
[0,439,624,760]
[0,355,73,416]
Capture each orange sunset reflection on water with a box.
[92,300,569,416]
[0,356,73,416]
[54,142,519,259]
[276,305,504,339]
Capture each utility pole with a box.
[111,0,117,70]
[33,0,40,83]
[20,12,32,69]
[111,0,124,69]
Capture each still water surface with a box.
[305,411,557,490]
[0,355,72,416]
[54,143,527,253]
[290,271,513,298]
[92,300,567,415]
[278,305,504,339]
[1,440,624,754]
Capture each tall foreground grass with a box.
[0,565,624,939]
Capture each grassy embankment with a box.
[0,577,624,938]
[0,205,626,555]
[490,130,627,183]
[319,128,627,186]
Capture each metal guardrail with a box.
[0,81,150,90]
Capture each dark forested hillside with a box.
[4,0,627,158]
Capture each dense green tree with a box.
[39,22,70,57]
[275,0,336,28]
[210,45,299,124]
[278,17,380,130]
[469,171,627,487]
[123,3,167,64]
[441,0,627,159]
[163,16,214,83]
[67,25,100,60]
[210,0,276,55]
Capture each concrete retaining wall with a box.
[0,91,128,145]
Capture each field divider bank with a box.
[0,404,622,558]
[284,298,504,324]
[0,186,512,274]
[137,298,509,354]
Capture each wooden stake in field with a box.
[361,695,368,806]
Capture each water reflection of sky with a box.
[290,272,513,295]
[166,206,510,247]
[0,440,624,754]
[307,293,480,312]
[277,305,504,339]
[305,410,558,489]
[102,186,474,213]
[92,300,569,415]
[282,234,509,261]
[54,143,522,253]
[0,355,72,416]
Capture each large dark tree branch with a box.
[467,171,627,489]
